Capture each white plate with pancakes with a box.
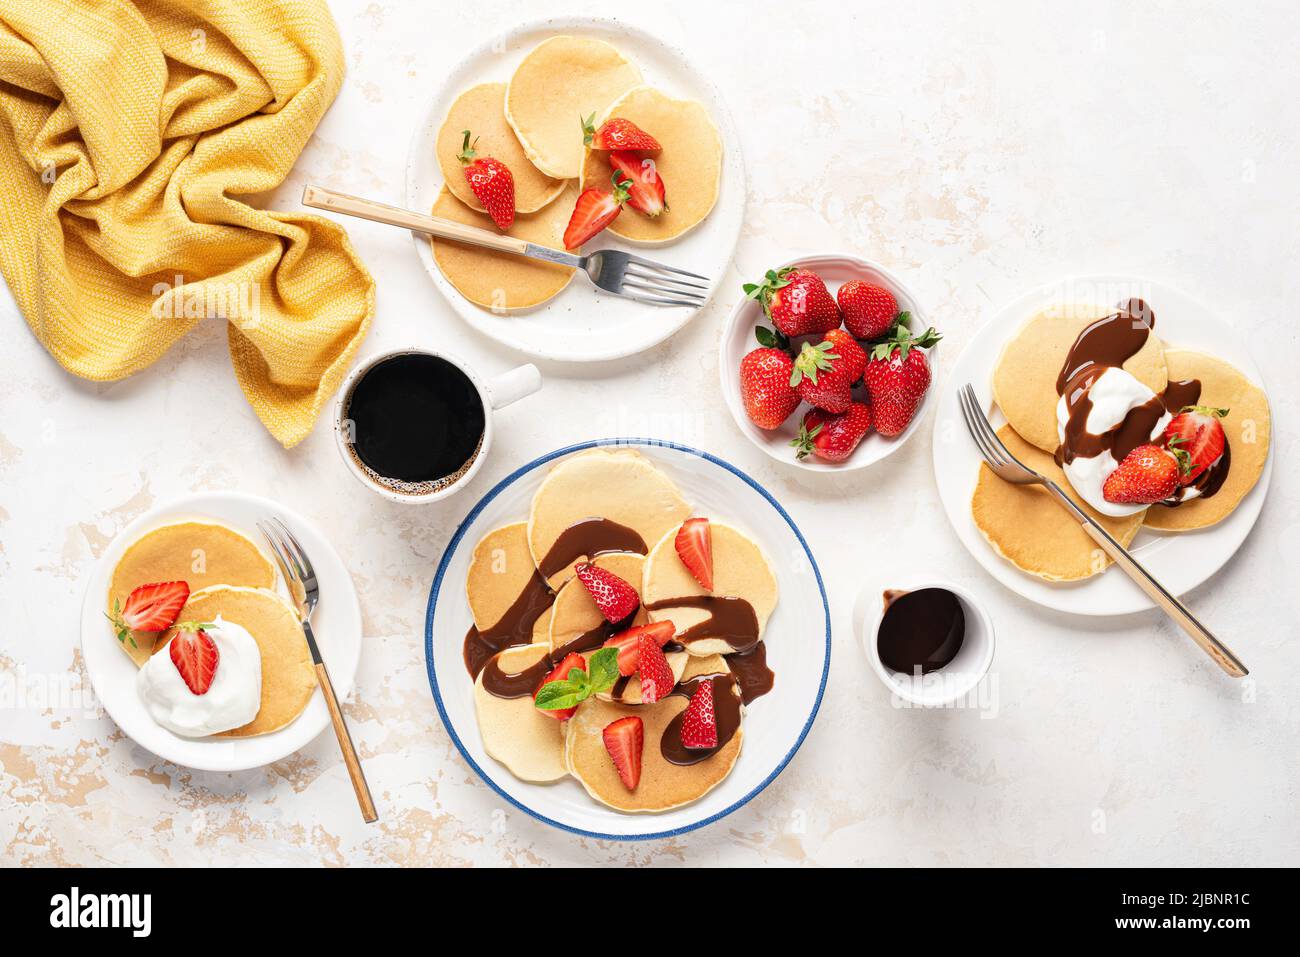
[932,276,1272,616]
[405,17,745,362]
[425,440,830,840]
[80,492,363,771]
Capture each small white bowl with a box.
[719,254,939,472]
[854,578,995,708]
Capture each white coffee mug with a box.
[333,346,541,504]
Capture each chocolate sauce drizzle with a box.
[644,596,761,654]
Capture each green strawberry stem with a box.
[610,170,632,205]
[790,421,823,460]
[870,325,942,361]
[457,130,478,165]
[789,340,839,387]
[581,112,597,146]
[1179,404,1230,417]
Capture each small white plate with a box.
[425,440,830,840]
[405,17,746,363]
[80,492,362,771]
[931,275,1272,616]
[719,254,938,471]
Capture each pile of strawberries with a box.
[739,267,942,463]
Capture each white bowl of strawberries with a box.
[720,254,941,470]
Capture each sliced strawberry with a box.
[608,150,666,217]
[169,622,219,695]
[583,115,662,152]
[533,652,587,721]
[679,679,718,750]
[636,635,675,704]
[1161,405,1229,484]
[108,580,190,647]
[562,172,630,249]
[675,518,713,591]
[603,620,677,676]
[574,561,640,622]
[602,716,644,790]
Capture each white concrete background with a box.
[2,0,1297,866]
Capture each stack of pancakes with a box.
[468,449,778,813]
[108,522,315,736]
[430,36,724,311]
[972,305,1271,581]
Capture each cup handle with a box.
[485,364,542,410]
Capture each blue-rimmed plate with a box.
[425,439,830,840]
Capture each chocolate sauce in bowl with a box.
[877,588,965,675]
[660,673,743,766]
[643,596,760,653]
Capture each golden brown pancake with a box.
[548,552,649,652]
[527,449,692,590]
[108,522,276,666]
[466,522,550,644]
[992,306,1168,453]
[430,183,576,312]
[473,644,568,782]
[1144,349,1271,531]
[642,520,778,656]
[505,36,643,179]
[579,86,722,244]
[167,585,316,737]
[565,690,742,812]
[437,82,566,214]
[971,424,1146,581]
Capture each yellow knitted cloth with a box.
[0,0,373,447]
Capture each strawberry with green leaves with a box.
[582,114,662,152]
[608,151,667,217]
[107,580,190,648]
[790,329,866,413]
[457,130,515,230]
[744,267,841,337]
[1161,405,1229,484]
[792,402,874,462]
[863,326,942,436]
[534,647,621,719]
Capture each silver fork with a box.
[958,384,1247,678]
[258,517,379,823]
[302,185,710,308]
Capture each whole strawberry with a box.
[458,130,515,230]
[863,326,942,436]
[744,267,840,337]
[739,343,800,430]
[789,333,864,413]
[792,403,873,462]
[1103,444,1186,505]
[838,280,906,340]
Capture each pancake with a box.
[579,86,722,244]
[473,644,568,782]
[971,424,1146,581]
[642,521,778,656]
[437,82,566,214]
[167,585,316,737]
[505,36,643,179]
[430,182,576,312]
[526,449,692,590]
[992,306,1168,453]
[565,690,742,812]
[548,553,650,652]
[466,522,550,644]
[1144,349,1271,531]
[108,521,276,666]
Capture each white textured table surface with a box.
[3,0,1297,867]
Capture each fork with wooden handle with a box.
[959,384,1248,677]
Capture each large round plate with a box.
[932,276,1272,616]
[405,17,745,362]
[80,492,362,771]
[425,440,830,840]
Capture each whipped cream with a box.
[1056,367,1170,518]
[137,615,262,737]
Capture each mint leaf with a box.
[534,680,583,711]
[586,648,620,693]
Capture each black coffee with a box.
[343,353,485,495]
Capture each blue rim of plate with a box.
[424,438,831,841]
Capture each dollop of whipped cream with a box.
[137,615,262,737]
[1056,367,1171,518]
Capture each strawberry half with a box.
[533,652,587,721]
[457,130,515,230]
[679,679,718,750]
[169,621,219,695]
[1161,405,1229,484]
[562,172,630,249]
[603,620,677,676]
[675,518,714,591]
[608,150,667,217]
[574,561,640,622]
[107,580,190,647]
[582,115,662,152]
[1102,444,1185,505]
[635,635,675,704]
[602,715,644,790]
